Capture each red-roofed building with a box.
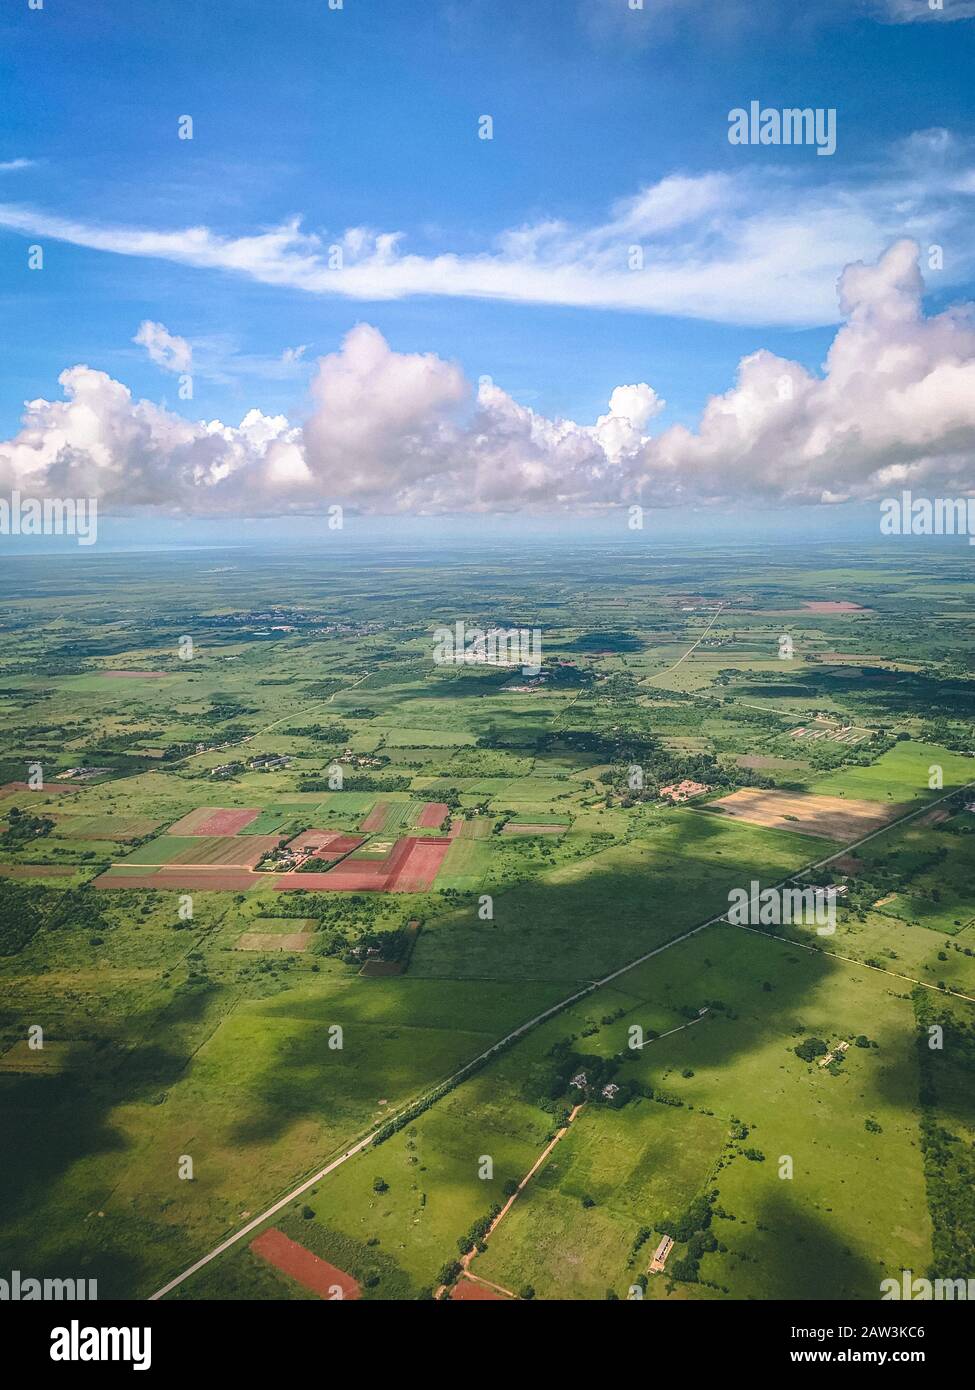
[660,780,711,803]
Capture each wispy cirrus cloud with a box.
[584,0,975,38]
[873,0,975,21]
[1,133,972,328]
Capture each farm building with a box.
[649,1236,674,1273]
[249,753,292,771]
[660,780,711,803]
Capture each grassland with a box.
[0,540,972,1301]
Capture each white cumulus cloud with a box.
[2,242,975,517]
[133,320,193,374]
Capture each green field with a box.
[1,541,973,1303]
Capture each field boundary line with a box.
[731,921,975,1004]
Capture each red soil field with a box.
[274,871,355,890]
[388,836,451,891]
[325,872,389,891]
[166,807,262,836]
[275,834,450,892]
[801,601,865,612]
[250,1228,360,1300]
[275,836,410,891]
[0,782,79,798]
[92,867,261,891]
[360,801,388,831]
[191,808,261,836]
[275,866,385,891]
[335,837,412,877]
[323,834,364,855]
[342,858,392,876]
[450,1279,507,1300]
[371,835,413,870]
[417,801,449,829]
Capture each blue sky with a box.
[1,0,974,530]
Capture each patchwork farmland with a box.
[1,544,973,1313]
[89,805,454,894]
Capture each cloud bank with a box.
[2,242,974,517]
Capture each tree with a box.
[794,1037,828,1062]
[671,1257,699,1283]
